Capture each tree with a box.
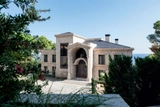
[147,21,160,44]
[147,21,160,58]
[0,0,49,102]
[104,55,137,106]
[135,57,160,106]
[35,36,56,49]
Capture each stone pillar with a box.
[67,50,71,80]
[55,42,60,77]
[87,48,93,82]
[48,54,51,72]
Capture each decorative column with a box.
[67,50,71,80]
[87,48,93,82]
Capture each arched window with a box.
[76,48,86,58]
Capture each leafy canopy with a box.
[147,21,160,58]
[147,21,160,44]
[0,0,50,102]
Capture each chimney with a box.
[105,34,110,42]
[115,38,118,44]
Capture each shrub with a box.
[91,78,97,94]
[0,0,49,103]
[135,57,160,106]
[104,55,137,106]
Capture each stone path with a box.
[37,76,91,94]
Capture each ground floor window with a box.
[44,66,48,71]
[52,66,56,77]
[43,66,49,75]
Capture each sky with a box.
[3,0,160,54]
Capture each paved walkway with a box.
[37,76,91,94]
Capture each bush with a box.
[0,61,47,103]
[0,0,49,103]
[102,55,160,106]
[135,57,160,106]
[104,55,137,106]
[91,78,97,94]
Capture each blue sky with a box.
[3,0,160,54]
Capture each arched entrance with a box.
[76,60,87,78]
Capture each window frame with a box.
[98,55,105,65]
[60,43,68,69]
[44,66,48,72]
[52,66,56,77]
[52,55,56,62]
[44,55,48,62]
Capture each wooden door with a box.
[76,60,87,78]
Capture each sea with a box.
[132,54,150,65]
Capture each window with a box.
[99,70,105,77]
[60,43,68,56]
[52,55,56,62]
[44,55,48,62]
[76,48,87,58]
[44,66,48,72]
[99,55,105,64]
[52,66,56,77]
[60,43,68,68]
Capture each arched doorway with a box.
[76,60,87,78]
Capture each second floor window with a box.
[44,55,48,62]
[52,55,56,62]
[60,43,68,68]
[99,55,105,65]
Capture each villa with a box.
[40,32,134,82]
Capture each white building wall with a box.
[73,36,85,43]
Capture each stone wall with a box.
[40,50,56,74]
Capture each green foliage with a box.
[147,20,160,44]
[104,55,137,106]
[135,57,160,106]
[36,36,56,49]
[102,54,160,106]
[0,0,49,103]
[153,21,160,34]
[91,78,97,94]
[147,21,160,57]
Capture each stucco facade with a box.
[41,32,134,82]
